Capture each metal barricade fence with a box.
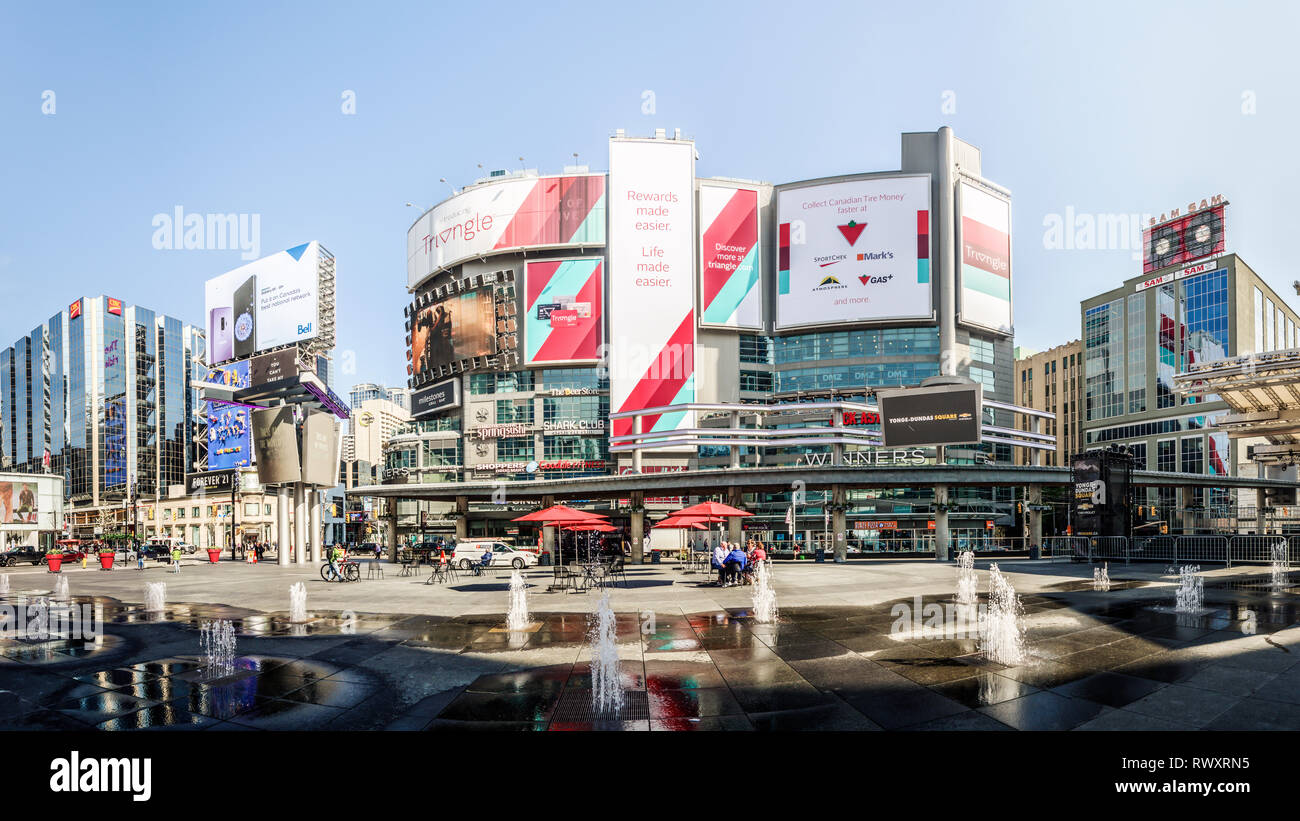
[1043,536,1088,561]
[1230,535,1297,566]
[1177,535,1230,566]
[1089,536,1129,563]
[1131,535,1176,563]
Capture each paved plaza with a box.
[0,556,1298,730]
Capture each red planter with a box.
[99,553,115,570]
[46,555,63,573]
[206,549,221,564]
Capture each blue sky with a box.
[2,0,1297,392]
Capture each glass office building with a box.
[1080,254,1296,509]
[0,296,206,513]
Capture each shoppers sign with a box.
[204,242,324,364]
[699,183,761,329]
[877,383,982,447]
[608,137,696,438]
[406,174,606,289]
[776,175,931,329]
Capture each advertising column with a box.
[608,137,696,439]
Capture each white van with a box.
[451,539,538,570]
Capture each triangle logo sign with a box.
[837,221,866,246]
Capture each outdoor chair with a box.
[471,553,493,576]
[608,558,628,588]
[366,558,385,580]
[397,550,415,577]
[426,562,448,585]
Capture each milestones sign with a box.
[877,383,982,448]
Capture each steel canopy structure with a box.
[1174,348,1300,462]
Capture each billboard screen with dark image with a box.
[410,286,497,377]
[877,384,982,448]
[251,406,301,485]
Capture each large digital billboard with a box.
[204,242,322,365]
[525,258,603,365]
[1143,202,1226,274]
[251,406,300,485]
[407,174,606,289]
[877,383,981,448]
[958,180,1013,335]
[776,175,931,329]
[0,481,38,524]
[608,138,696,438]
[699,184,761,329]
[409,286,498,377]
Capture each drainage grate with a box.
[551,689,649,722]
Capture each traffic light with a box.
[1159,524,1168,534]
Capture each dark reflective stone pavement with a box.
[0,567,1296,730]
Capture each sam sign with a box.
[877,383,982,448]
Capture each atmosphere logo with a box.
[837,220,866,246]
[814,275,846,291]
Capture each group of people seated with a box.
[709,539,768,587]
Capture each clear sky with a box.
[2,0,1297,390]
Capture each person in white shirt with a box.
[712,542,728,586]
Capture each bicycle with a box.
[320,561,360,583]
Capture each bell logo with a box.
[297,323,313,335]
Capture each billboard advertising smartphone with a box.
[204,242,322,365]
[699,184,761,329]
[958,180,1013,334]
[776,175,931,329]
[608,138,696,438]
[525,258,603,365]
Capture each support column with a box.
[729,410,741,469]
[308,489,321,564]
[934,484,951,561]
[1176,486,1192,534]
[632,416,643,473]
[831,484,847,563]
[455,496,469,539]
[276,485,290,567]
[630,491,645,564]
[937,126,957,377]
[1028,484,1043,554]
[1256,488,1268,535]
[293,483,306,564]
[727,486,743,544]
[386,503,398,561]
[543,525,556,563]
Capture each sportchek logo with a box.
[837,220,866,246]
[814,254,847,266]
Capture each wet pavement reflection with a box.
[0,566,1296,730]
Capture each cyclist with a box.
[326,543,347,582]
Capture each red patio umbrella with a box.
[671,501,752,519]
[512,505,608,564]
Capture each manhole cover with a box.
[551,689,649,722]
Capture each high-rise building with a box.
[0,296,207,514]
[1079,253,1298,508]
[1014,341,1083,466]
[351,396,410,466]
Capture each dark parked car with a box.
[0,547,45,566]
[140,543,174,562]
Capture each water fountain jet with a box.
[979,564,1027,665]
[588,591,623,717]
[200,619,237,680]
[751,561,779,623]
[1174,565,1204,613]
[506,569,530,631]
[289,582,307,623]
[1093,563,1110,591]
[144,582,165,616]
[1270,541,1290,589]
[955,550,977,606]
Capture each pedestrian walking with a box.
[170,545,182,573]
